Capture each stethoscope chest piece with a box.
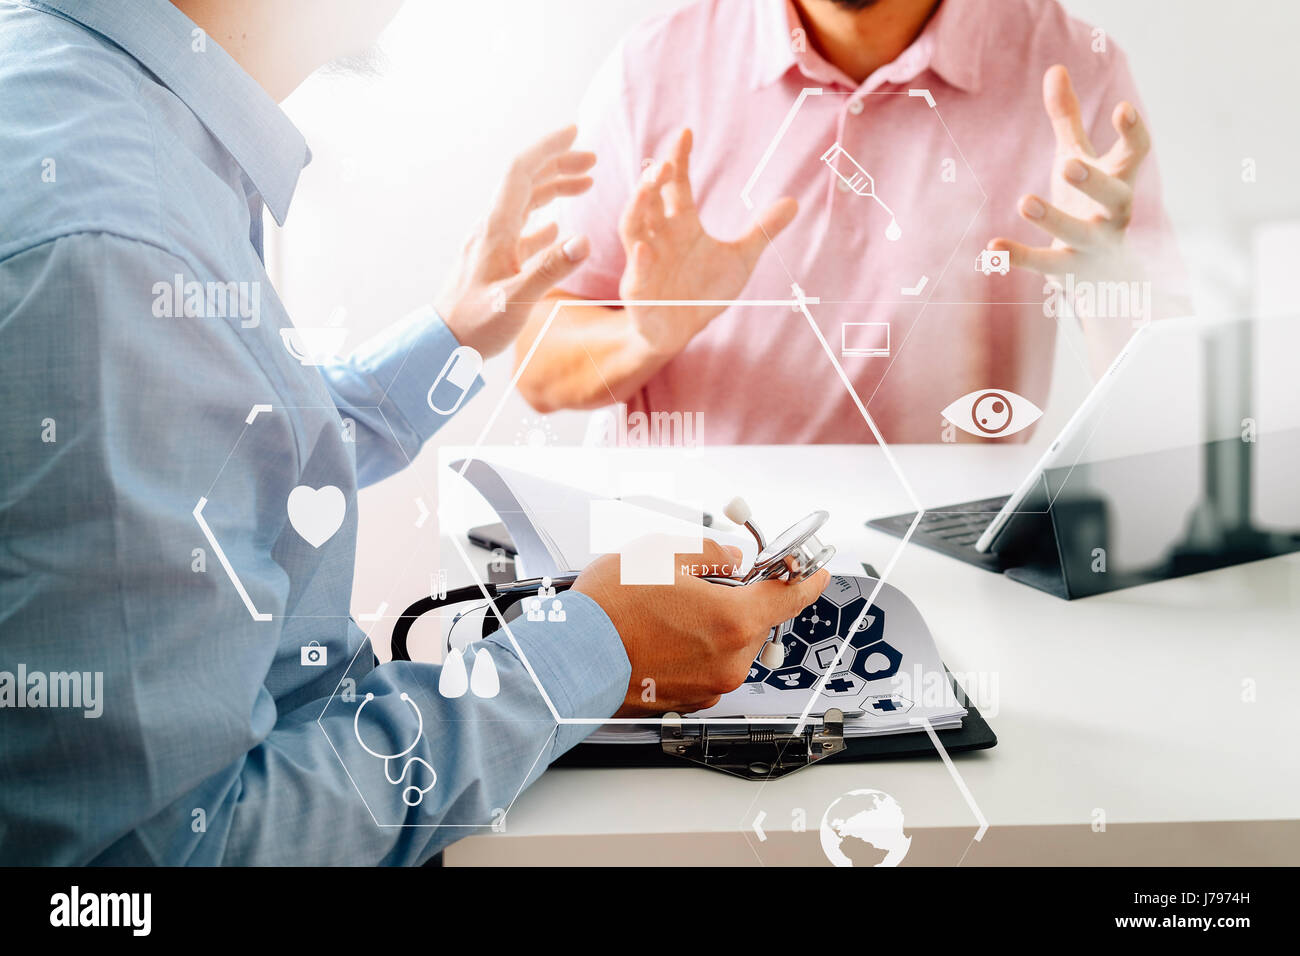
[723,497,838,669]
[724,498,836,585]
[751,509,835,583]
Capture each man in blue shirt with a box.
[0,0,826,864]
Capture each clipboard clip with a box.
[659,708,848,780]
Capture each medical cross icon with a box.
[588,473,704,585]
[871,698,900,712]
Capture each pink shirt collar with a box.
[752,0,985,93]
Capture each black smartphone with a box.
[467,521,517,557]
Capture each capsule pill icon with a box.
[427,345,483,416]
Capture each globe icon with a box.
[819,789,911,867]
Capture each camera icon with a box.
[300,641,328,667]
[975,249,1010,276]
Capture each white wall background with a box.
[266,0,1300,618]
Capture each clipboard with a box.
[554,669,997,777]
[396,547,999,780]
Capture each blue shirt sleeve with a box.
[320,305,485,489]
[0,232,631,865]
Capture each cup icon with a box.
[281,327,348,366]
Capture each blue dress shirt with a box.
[0,0,630,864]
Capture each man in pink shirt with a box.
[514,0,1183,444]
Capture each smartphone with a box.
[467,521,517,557]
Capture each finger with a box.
[1016,194,1097,249]
[620,161,673,242]
[508,234,591,303]
[492,131,581,232]
[1059,158,1134,226]
[738,567,830,633]
[986,237,1074,276]
[510,124,580,177]
[518,221,559,261]
[537,149,598,181]
[663,128,695,216]
[675,540,744,579]
[527,175,595,215]
[1101,101,1150,185]
[736,197,798,268]
[1042,64,1094,156]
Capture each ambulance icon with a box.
[975,249,1010,276]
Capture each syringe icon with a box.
[821,141,901,241]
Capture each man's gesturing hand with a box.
[437,125,596,357]
[619,129,798,358]
[573,538,829,717]
[989,64,1151,282]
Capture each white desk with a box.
[429,445,1300,866]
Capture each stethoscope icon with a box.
[353,692,438,807]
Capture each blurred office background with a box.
[263,0,1300,620]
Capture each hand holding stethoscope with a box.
[720,497,836,668]
[391,497,836,672]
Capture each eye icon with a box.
[941,388,1043,438]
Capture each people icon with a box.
[526,597,545,622]
[547,599,566,623]
[537,576,556,600]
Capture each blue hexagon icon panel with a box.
[821,575,864,607]
[849,640,903,683]
[840,598,886,649]
[744,660,771,685]
[791,596,840,644]
[808,637,855,674]
[822,670,866,698]
[763,665,821,691]
[862,693,914,717]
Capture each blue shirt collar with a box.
[22,0,310,224]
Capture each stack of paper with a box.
[584,572,965,742]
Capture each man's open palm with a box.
[618,129,797,357]
[990,65,1151,283]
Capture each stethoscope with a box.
[392,497,836,670]
[353,691,438,807]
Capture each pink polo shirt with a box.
[555,0,1181,444]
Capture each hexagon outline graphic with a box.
[196,399,517,830]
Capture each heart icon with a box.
[287,485,345,549]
